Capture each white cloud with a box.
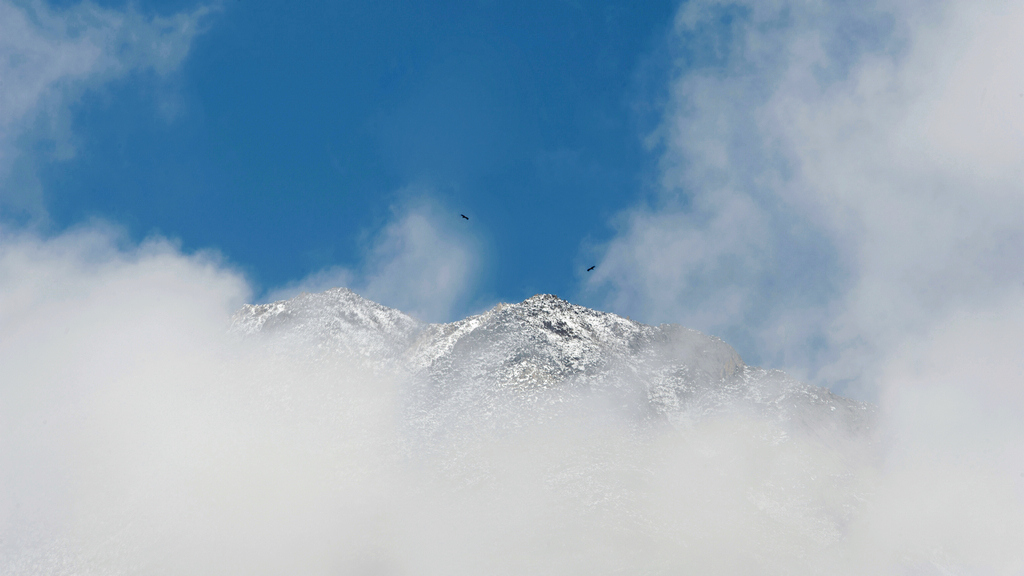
[591,0,1024,396]
[588,5,1024,567]
[1,1,1021,570]
[265,197,481,323]
[5,223,1023,574]
[0,0,212,221]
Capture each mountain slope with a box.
[231,289,872,437]
[232,287,421,360]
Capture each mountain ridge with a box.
[231,288,872,437]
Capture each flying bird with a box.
[461,214,469,220]
[587,266,595,272]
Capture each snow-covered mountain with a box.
[232,288,872,440]
[231,287,421,360]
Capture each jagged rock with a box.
[231,289,872,438]
[231,287,421,360]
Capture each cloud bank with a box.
[590,0,1024,398]
[0,0,1021,573]
[2,223,1023,575]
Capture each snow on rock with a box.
[231,287,421,361]
[231,289,873,437]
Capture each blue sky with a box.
[5,3,1024,568]
[4,0,1024,396]
[22,0,677,308]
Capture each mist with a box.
[1,225,1021,575]
[589,0,1024,402]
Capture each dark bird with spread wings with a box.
[587,266,595,272]
[461,214,469,220]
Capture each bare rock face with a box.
[231,289,872,438]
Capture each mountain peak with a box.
[523,293,563,303]
[231,287,871,434]
[231,287,420,359]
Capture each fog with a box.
[590,0,1024,400]
[2,226,1022,575]
[3,0,1022,572]
[263,197,482,324]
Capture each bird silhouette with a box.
[587,266,595,272]
[461,214,469,220]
